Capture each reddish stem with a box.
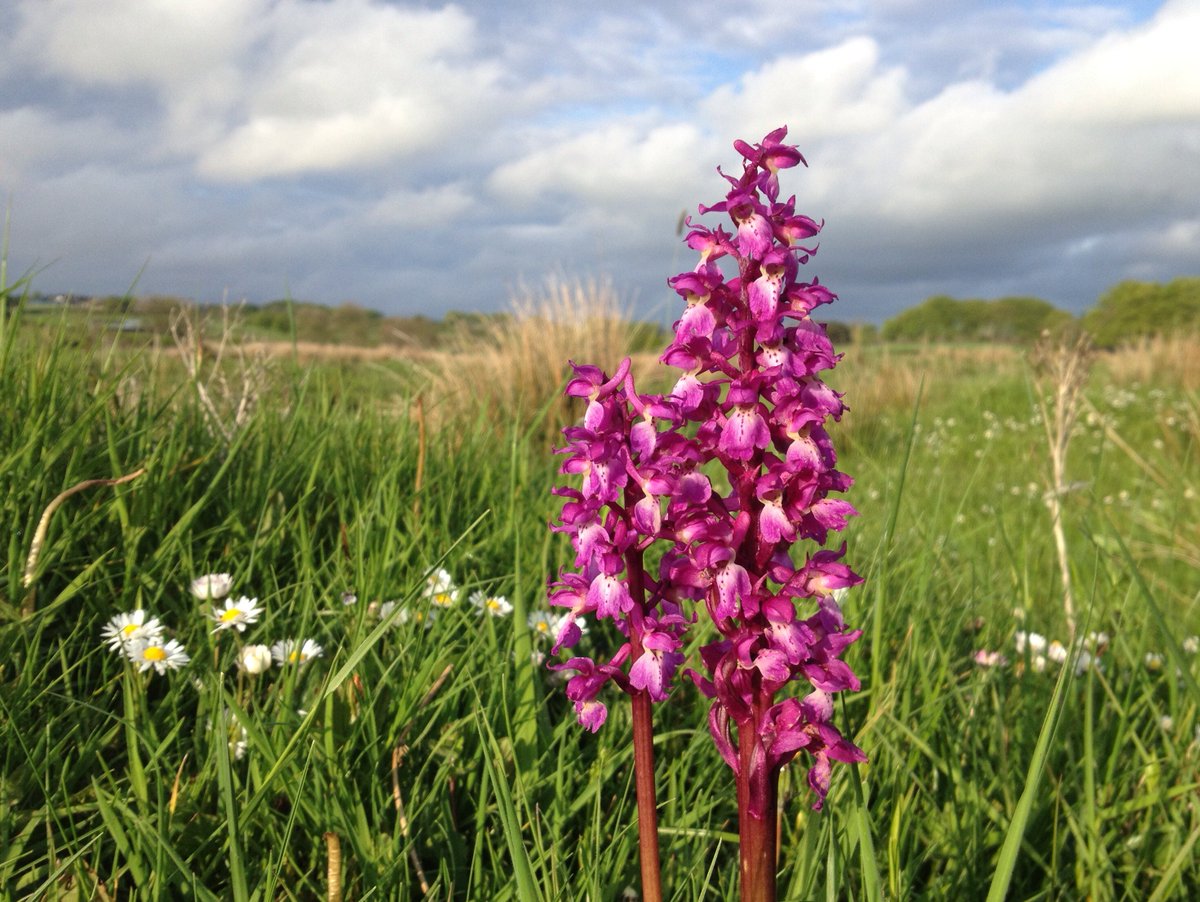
[630,687,663,902]
[737,707,779,902]
[625,544,663,902]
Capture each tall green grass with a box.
[1,305,1197,899]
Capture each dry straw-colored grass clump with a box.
[418,276,662,440]
[830,343,1022,424]
[237,340,402,362]
[1100,332,1200,391]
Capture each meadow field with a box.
[1,296,1198,900]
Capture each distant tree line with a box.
[878,295,1072,344]
[861,277,1200,347]
[17,275,1200,348]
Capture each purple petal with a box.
[714,562,750,620]
[719,407,770,461]
[587,572,632,618]
[576,699,608,732]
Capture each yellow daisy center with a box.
[220,609,242,622]
[486,599,501,611]
[288,651,302,663]
[122,624,139,636]
[144,646,167,662]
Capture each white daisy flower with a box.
[271,638,324,666]
[528,611,567,641]
[1183,635,1199,655]
[1145,652,1164,672]
[237,644,273,674]
[1085,631,1110,651]
[341,591,358,606]
[973,649,1008,668]
[1015,631,1047,655]
[126,637,190,675]
[378,601,437,628]
[424,568,459,607]
[470,591,513,618]
[210,596,263,633]
[1047,640,1068,664]
[190,573,234,600]
[101,610,164,652]
[404,607,438,628]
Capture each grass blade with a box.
[476,709,542,902]
[985,649,1073,901]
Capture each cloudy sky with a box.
[1,0,1197,324]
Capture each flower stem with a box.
[737,722,778,902]
[631,688,663,902]
[625,544,663,902]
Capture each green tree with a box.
[1082,277,1200,347]
[882,295,1071,343]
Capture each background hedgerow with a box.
[0,293,1197,900]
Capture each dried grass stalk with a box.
[1031,331,1092,641]
[169,303,272,441]
[418,276,658,439]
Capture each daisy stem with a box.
[122,667,149,809]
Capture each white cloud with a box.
[701,38,908,143]
[12,0,263,88]
[838,0,1200,227]
[365,184,475,226]
[1023,0,1200,124]
[198,2,505,179]
[488,121,713,209]
[10,1,510,180]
